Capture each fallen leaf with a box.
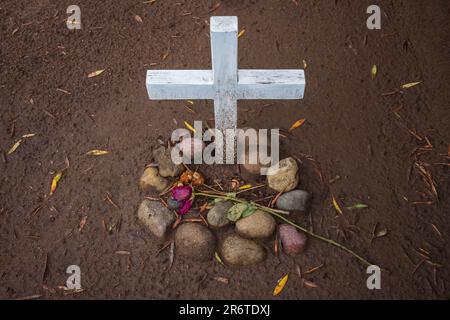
[22,133,36,138]
[186,100,194,105]
[78,216,88,231]
[213,276,229,284]
[50,171,64,195]
[371,65,377,79]
[56,88,71,95]
[303,280,318,288]
[215,252,225,266]
[346,203,369,210]
[115,250,131,255]
[87,69,105,78]
[238,29,246,38]
[86,149,109,156]
[273,274,289,296]
[134,15,143,24]
[184,120,196,133]
[302,59,308,69]
[289,118,306,132]
[7,139,22,155]
[238,184,252,190]
[332,196,343,215]
[374,228,388,238]
[401,81,422,89]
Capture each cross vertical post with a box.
[211,16,238,163]
[211,16,238,134]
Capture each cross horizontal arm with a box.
[237,69,305,99]
[146,70,214,100]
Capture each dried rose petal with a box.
[178,199,193,215]
[172,186,192,202]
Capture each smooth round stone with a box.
[276,190,311,211]
[266,157,299,192]
[139,167,170,193]
[138,199,175,239]
[278,224,308,256]
[207,201,234,228]
[153,146,184,178]
[221,234,266,266]
[174,223,216,262]
[235,210,276,239]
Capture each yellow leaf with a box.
[186,100,194,105]
[7,139,22,155]
[184,121,196,133]
[238,184,252,190]
[401,81,422,89]
[289,118,306,132]
[87,69,105,78]
[86,149,109,156]
[50,171,64,195]
[273,274,289,296]
[371,65,377,79]
[332,196,343,215]
[214,252,224,266]
[238,29,246,38]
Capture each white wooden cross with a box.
[146,16,305,161]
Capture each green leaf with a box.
[227,203,247,222]
[226,192,237,198]
[241,204,257,218]
[346,203,369,210]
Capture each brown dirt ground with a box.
[0,0,449,299]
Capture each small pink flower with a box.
[178,199,193,215]
[172,186,192,202]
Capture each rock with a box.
[239,129,272,177]
[221,234,266,266]
[278,224,308,256]
[267,157,299,192]
[174,223,216,261]
[235,210,276,239]
[176,137,205,161]
[276,190,311,211]
[139,167,170,193]
[138,199,175,238]
[153,146,184,178]
[207,201,234,228]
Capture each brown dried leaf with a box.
[134,15,143,24]
[78,216,88,232]
[303,280,319,288]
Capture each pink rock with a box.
[278,224,308,256]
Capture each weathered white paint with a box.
[146,16,306,160]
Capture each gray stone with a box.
[276,190,311,211]
[235,210,276,239]
[153,146,184,178]
[138,199,175,238]
[267,157,299,192]
[239,129,272,178]
[174,223,216,261]
[139,167,170,193]
[207,201,234,228]
[278,224,308,256]
[221,234,266,266]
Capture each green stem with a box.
[194,192,373,267]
